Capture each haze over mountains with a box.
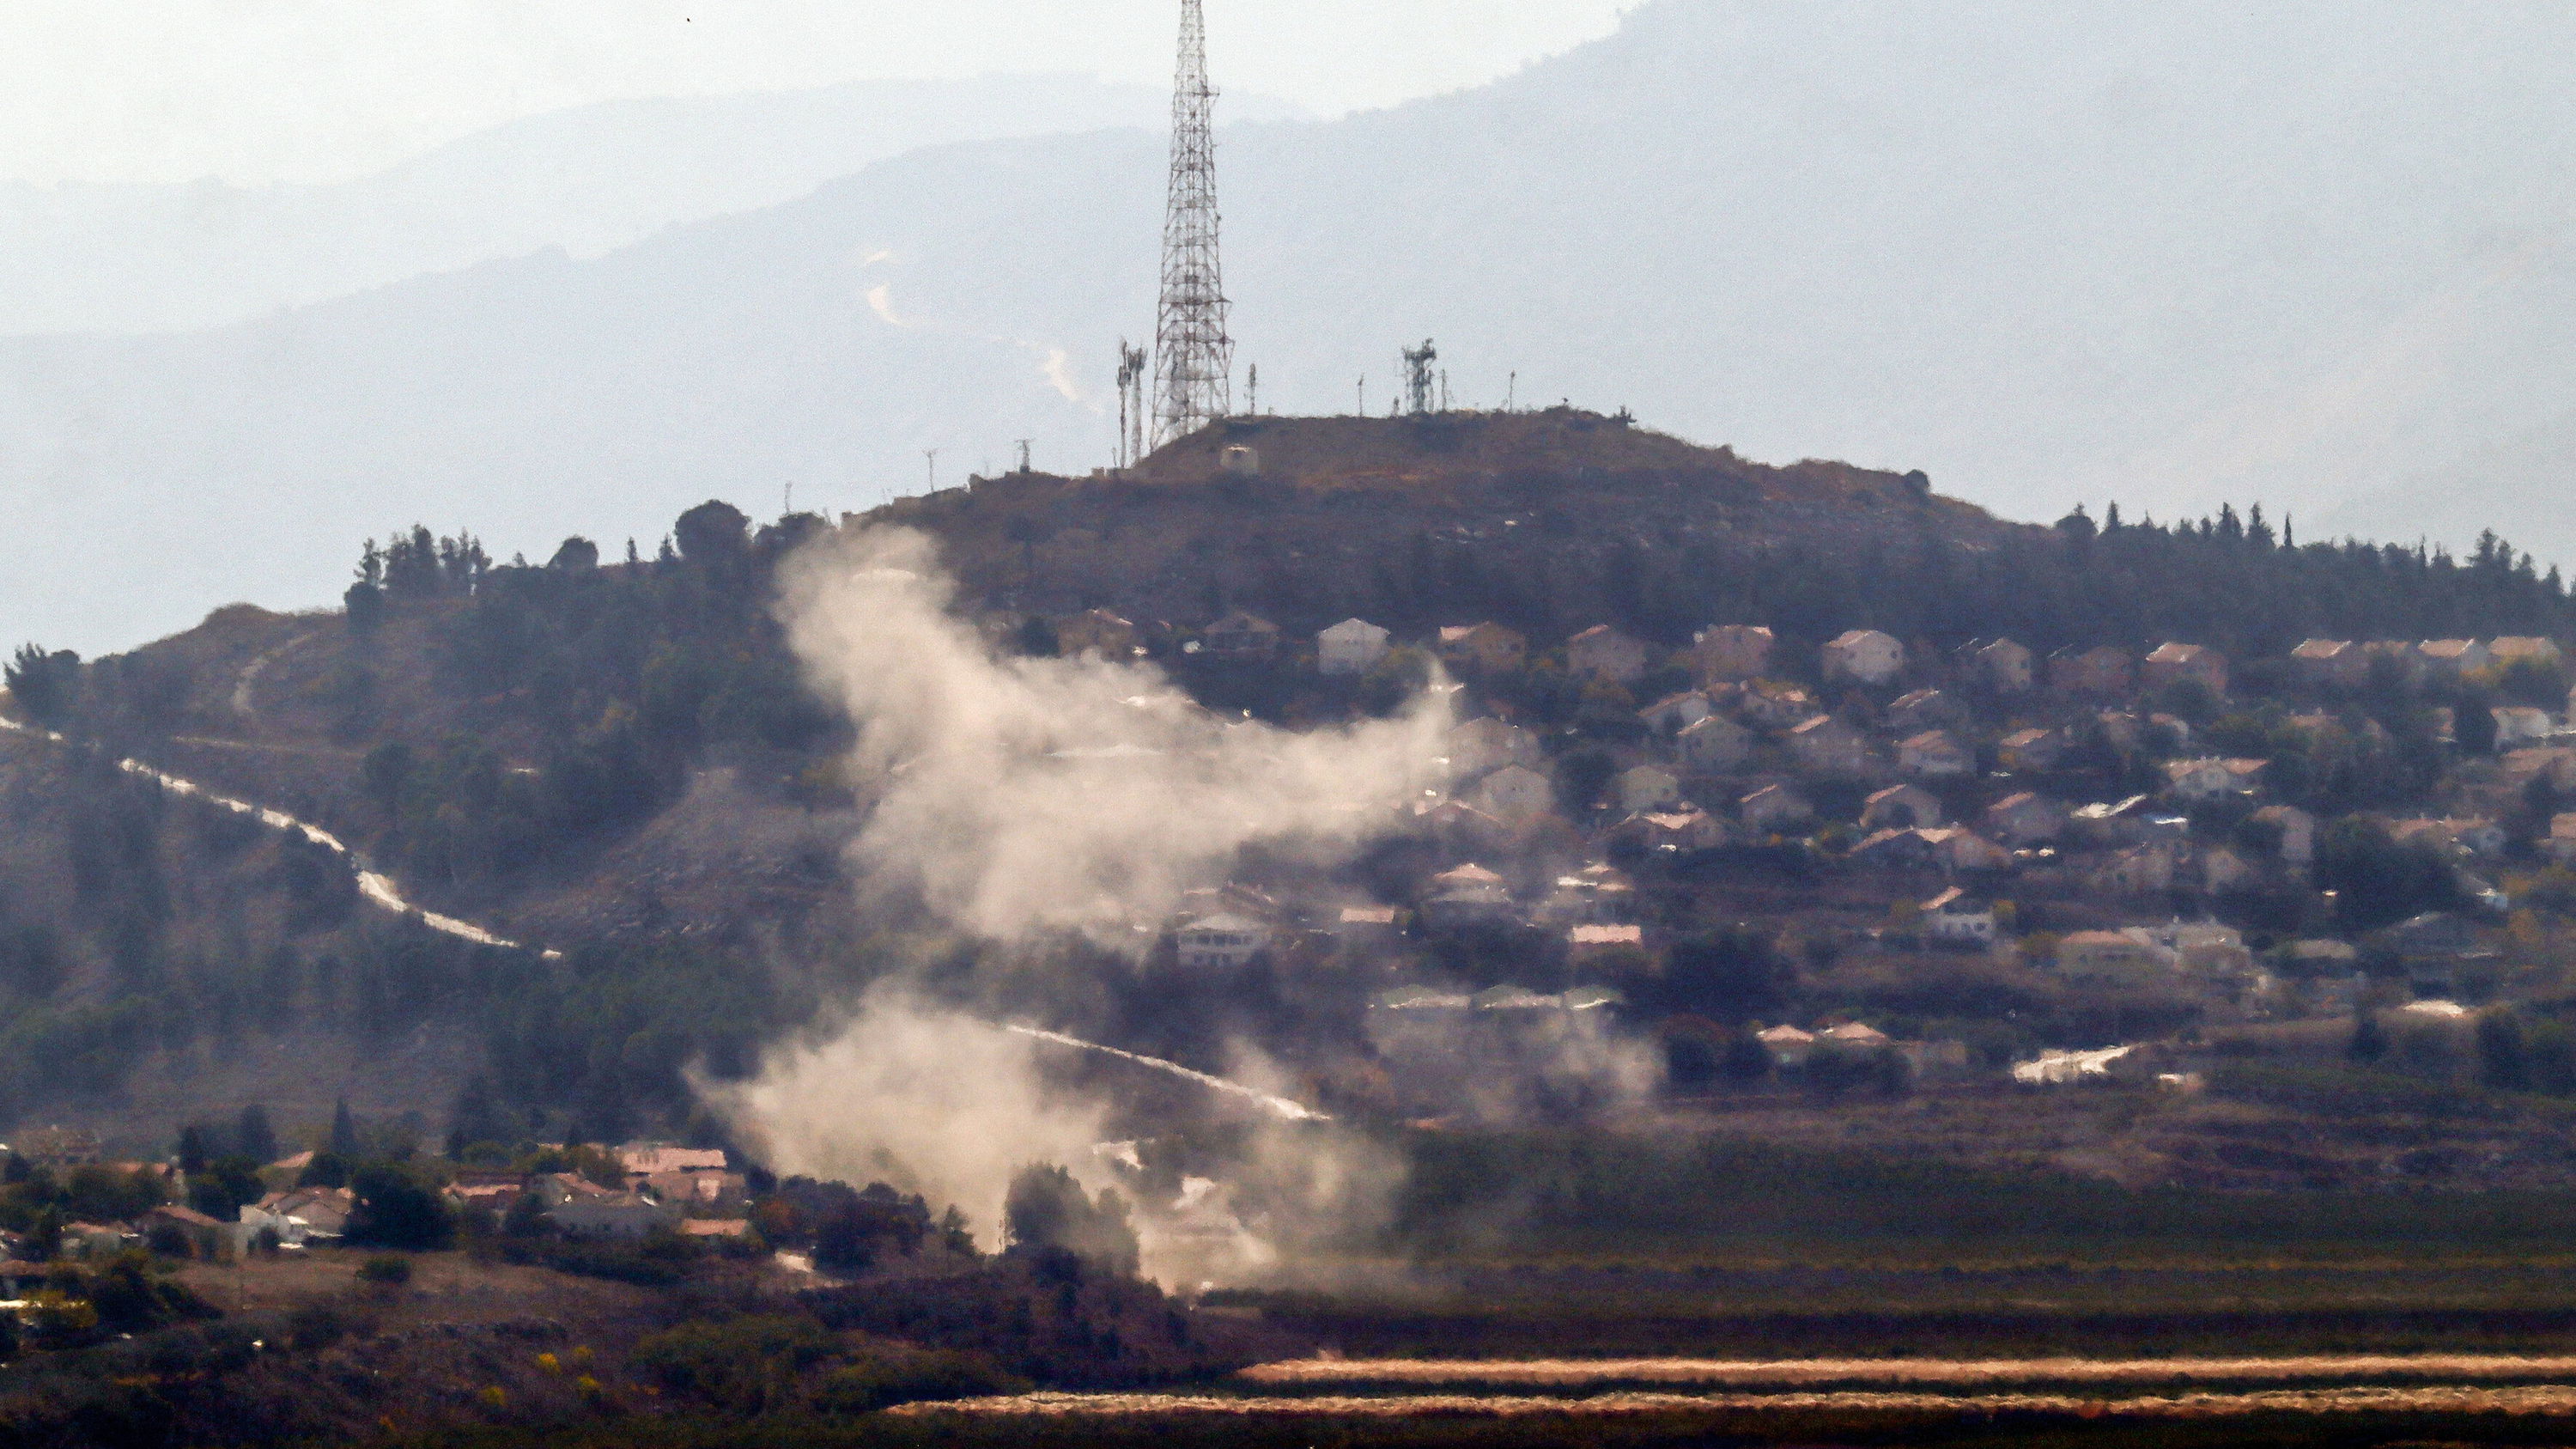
[4,0,2573,654]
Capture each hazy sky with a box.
[0,0,1631,186]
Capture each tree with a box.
[1002,1163,1138,1278]
[3,644,80,724]
[2478,1010,2533,1093]
[346,1164,454,1251]
[548,536,601,571]
[331,1098,360,1157]
[236,1105,278,1166]
[2348,1009,2391,1065]
[673,500,751,564]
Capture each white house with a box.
[1566,624,1649,684]
[2493,706,2555,747]
[1614,765,1682,814]
[1639,691,1714,735]
[1822,629,1905,686]
[1921,886,1996,945]
[1448,717,1542,776]
[1678,715,1753,771]
[1740,783,1814,832]
[1177,914,1271,968]
[1316,618,1391,675]
[1897,729,1974,779]
[1467,764,1554,825]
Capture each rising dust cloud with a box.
[708,525,1450,1278]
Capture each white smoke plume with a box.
[774,524,1451,947]
[703,988,1109,1251]
[711,524,1455,1277]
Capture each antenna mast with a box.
[1402,338,1438,415]
[1151,0,1232,448]
[1114,340,1149,467]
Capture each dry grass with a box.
[1239,1354,2576,1390]
[894,1384,2576,1421]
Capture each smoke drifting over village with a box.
[775,525,1450,947]
[714,524,1453,1275]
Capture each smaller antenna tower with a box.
[925,448,939,493]
[1016,440,1032,474]
[1401,338,1438,415]
[1245,363,1259,417]
[1114,340,1148,467]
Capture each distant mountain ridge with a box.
[0,72,1306,337]
[3,0,2573,654]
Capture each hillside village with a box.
[1072,599,2576,1119]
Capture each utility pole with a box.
[1150,0,1233,446]
[1356,376,1365,416]
[925,449,939,494]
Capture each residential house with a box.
[2552,813,2576,867]
[2069,794,2155,843]
[2164,757,2266,802]
[1756,1024,1816,1068]
[2197,847,2261,892]
[1616,808,1728,853]
[1566,923,1646,964]
[1788,715,1870,776]
[551,1191,680,1241]
[643,1170,748,1214]
[2418,638,2491,680]
[2142,642,2228,697]
[1416,799,1506,851]
[621,1145,727,1178]
[1920,827,2013,874]
[1639,690,1714,735]
[1689,624,1775,684]
[1054,609,1140,658]
[1566,624,1649,684]
[1614,764,1682,814]
[2493,706,2555,748]
[240,1186,353,1248]
[1738,783,1814,833]
[1678,714,1753,771]
[1984,791,2065,846]
[2493,636,2566,672]
[1998,728,2064,773]
[2093,842,2179,894]
[1467,763,1554,825]
[2048,645,2135,695]
[1420,864,1516,928]
[1448,716,1542,776]
[1862,782,1945,831]
[1176,914,1270,968]
[1898,729,1974,779]
[2057,929,2169,983]
[2130,920,2255,977]
[1316,618,1392,675]
[1922,886,1997,945]
[1739,681,1819,729]
[1436,622,1528,675]
[1200,611,1281,660]
[1972,638,2035,692]
[2251,804,2316,871]
[2290,638,2367,688]
[142,1204,226,1259]
[1850,827,1937,869]
[1819,1022,1892,1048]
[1537,862,1637,924]
[1822,629,1906,686]
[1887,688,1967,734]
[445,1173,530,1220]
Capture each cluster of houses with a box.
[0,1139,753,1274]
[1125,610,2576,1093]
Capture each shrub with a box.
[814,1344,1027,1414]
[357,1254,413,1286]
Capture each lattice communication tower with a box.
[1151,0,1233,447]
[1115,340,1149,468]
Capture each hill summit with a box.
[873,409,2018,634]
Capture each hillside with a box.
[9,0,2576,652]
[6,408,2576,1164]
